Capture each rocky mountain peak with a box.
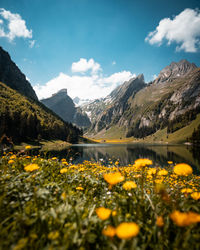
[137,73,145,82]
[41,89,91,128]
[154,59,197,84]
[58,88,68,94]
[52,88,68,98]
[0,46,38,100]
[73,96,80,104]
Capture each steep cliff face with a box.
[0,47,38,100]
[126,63,200,138]
[41,89,91,128]
[89,74,146,133]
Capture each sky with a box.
[0,0,200,100]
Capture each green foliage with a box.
[0,82,82,143]
[0,152,200,249]
[190,125,200,144]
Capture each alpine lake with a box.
[34,143,200,175]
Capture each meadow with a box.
[0,147,200,249]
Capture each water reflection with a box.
[42,143,200,174]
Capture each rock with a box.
[0,46,38,100]
[41,89,91,128]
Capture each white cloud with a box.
[112,61,116,65]
[34,58,136,100]
[71,58,101,74]
[145,8,200,52]
[152,74,157,80]
[29,40,36,48]
[101,71,135,85]
[0,8,32,41]
[26,76,30,81]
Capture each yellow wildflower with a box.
[24,164,39,172]
[174,163,193,176]
[76,186,84,190]
[60,168,68,174]
[157,169,168,176]
[51,157,57,160]
[48,231,59,240]
[155,179,163,184]
[191,192,200,200]
[61,192,67,200]
[25,145,31,150]
[96,207,111,220]
[133,174,142,178]
[103,172,124,186]
[156,216,164,227]
[116,222,139,239]
[170,210,200,227]
[123,181,137,190]
[181,188,193,194]
[10,155,16,159]
[134,158,152,168]
[62,161,68,165]
[112,210,117,216]
[168,161,173,164]
[8,160,14,164]
[147,168,157,175]
[102,225,116,237]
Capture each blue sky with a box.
[0,0,200,100]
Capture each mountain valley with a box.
[0,46,200,145]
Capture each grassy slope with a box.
[127,79,184,122]
[140,113,200,144]
[88,126,128,140]
[88,78,188,141]
[87,114,200,144]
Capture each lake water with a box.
[43,143,200,174]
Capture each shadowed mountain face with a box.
[41,89,91,128]
[84,60,200,141]
[0,47,38,100]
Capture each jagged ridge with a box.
[0,47,38,100]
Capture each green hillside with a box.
[140,114,200,144]
[0,82,81,143]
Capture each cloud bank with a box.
[145,8,200,52]
[71,58,101,74]
[0,8,35,46]
[34,58,136,100]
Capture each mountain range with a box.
[82,59,200,143]
[0,45,200,144]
